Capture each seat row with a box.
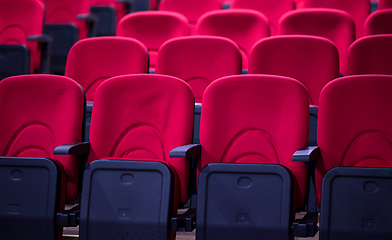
[0,73,391,240]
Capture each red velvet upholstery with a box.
[87,74,194,204]
[91,0,128,24]
[0,0,45,73]
[199,74,309,209]
[302,0,371,39]
[278,8,355,76]
[196,9,269,70]
[41,0,90,39]
[249,35,339,106]
[159,0,222,34]
[0,74,85,201]
[231,0,295,36]
[155,36,242,103]
[378,0,392,9]
[316,74,392,206]
[117,11,190,71]
[364,9,392,36]
[345,34,392,75]
[65,36,149,101]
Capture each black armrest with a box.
[26,34,53,73]
[57,205,80,227]
[292,212,319,237]
[171,208,196,232]
[77,13,98,37]
[293,146,320,162]
[54,142,90,155]
[170,144,201,158]
[116,0,133,13]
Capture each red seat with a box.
[117,11,190,71]
[155,36,242,103]
[230,0,295,35]
[196,9,269,71]
[278,8,355,76]
[0,74,85,239]
[159,0,222,34]
[378,0,392,9]
[91,0,128,24]
[345,34,392,75]
[364,8,392,35]
[302,0,371,38]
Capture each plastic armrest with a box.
[26,34,53,73]
[54,142,90,155]
[57,205,80,227]
[171,208,196,232]
[77,13,98,37]
[293,212,319,237]
[293,146,320,162]
[170,144,201,158]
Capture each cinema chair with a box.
[364,9,392,35]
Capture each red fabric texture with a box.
[0,74,85,201]
[117,11,190,71]
[316,75,392,206]
[345,34,392,75]
[0,0,45,73]
[199,74,309,209]
[65,36,149,101]
[377,0,392,9]
[278,8,355,76]
[364,9,392,36]
[249,35,340,106]
[159,0,222,34]
[302,0,370,39]
[196,9,269,70]
[41,0,90,39]
[155,36,242,103]
[87,74,194,204]
[231,0,295,36]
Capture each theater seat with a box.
[0,74,85,240]
[364,8,392,35]
[378,0,392,9]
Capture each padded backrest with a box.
[231,0,295,35]
[65,36,149,101]
[159,0,222,34]
[199,74,309,208]
[155,36,242,103]
[364,9,392,35]
[302,0,371,38]
[378,0,392,9]
[196,9,269,70]
[117,11,190,70]
[249,35,340,106]
[278,8,355,76]
[0,74,85,201]
[41,0,90,39]
[0,0,45,73]
[316,74,392,205]
[345,34,392,75]
[87,74,194,204]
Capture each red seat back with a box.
[0,0,45,73]
[378,0,392,9]
[199,74,309,208]
[196,9,269,70]
[117,11,190,71]
[231,0,295,35]
[345,34,392,75]
[249,35,340,106]
[65,37,149,101]
[0,74,85,201]
[278,8,355,76]
[364,9,392,35]
[87,74,194,204]
[316,74,392,205]
[155,36,242,103]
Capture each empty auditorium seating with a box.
[159,0,222,34]
[230,0,295,35]
[249,35,340,146]
[302,0,371,38]
[364,8,392,35]
[0,0,51,79]
[278,8,355,76]
[0,74,85,240]
[155,36,242,103]
[345,34,392,75]
[312,74,392,239]
[91,0,130,25]
[378,0,392,9]
[117,11,190,72]
[76,74,194,240]
[196,9,269,71]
